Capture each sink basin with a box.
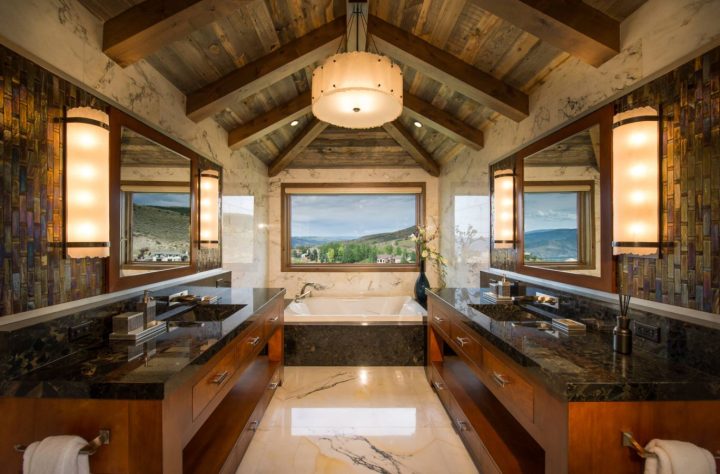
[468,304,539,322]
[166,304,246,322]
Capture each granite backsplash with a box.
[0,270,231,381]
[480,271,720,378]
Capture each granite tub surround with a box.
[429,288,720,402]
[0,287,285,399]
[237,366,477,474]
[284,324,425,366]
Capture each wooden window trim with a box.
[281,182,426,273]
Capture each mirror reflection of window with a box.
[453,195,490,267]
[130,192,191,263]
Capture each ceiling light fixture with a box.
[311,2,403,129]
[413,121,422,128]
[290,120,299,127]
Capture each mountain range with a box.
[523,228,578,261]
[292,226,416,248]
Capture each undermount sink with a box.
[468,304,539,322]
[166,304,246,322]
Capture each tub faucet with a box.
[294,282,323,303]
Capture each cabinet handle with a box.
[268,382,279,390]
[432,381,445,391]
[249,336,261,346]
[455,419,469,432]
[433,315,444,322]
[269,316,279,322]
[248,420,259,431]
[212,370,230,385]
[492,371,511,388]
[455,336,469,347]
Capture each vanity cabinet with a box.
[427,293,720,473]
[0,295,285,474]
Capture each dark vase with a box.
[414,259,430,308]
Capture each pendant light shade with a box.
[312,51,403,129]
[493,170,515,249]
[199,169,220,248]
[612,106,660,255]
[64,107,110,258]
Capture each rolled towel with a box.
[643,439,716,474]
[23,435,90,474]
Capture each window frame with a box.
[281,182,425,272]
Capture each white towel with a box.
[644,439,716,474]
[23,435,90,474]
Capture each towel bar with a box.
[622,431,720,460]
[14,429,110,456]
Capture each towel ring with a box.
[622,431,720,460]
[14,429,110,456]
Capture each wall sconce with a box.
[612,106,660,256]
[493,170,515,249]
[63,107,110,258]
[199,169,220,248]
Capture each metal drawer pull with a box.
[249,336,261,346]
[456,420,469,432]
[212,371,230,385]
[433,316,444,322]
[492,371,511,387]
[455,336,469,347]
[268,382,279,390]
[432,381,445,391]
[249,420,259,431]
[269,316,279,322]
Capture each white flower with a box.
[421,250,429,258]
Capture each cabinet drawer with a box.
[192,348,237,419]
[450,321,482,366]
[263,310,282,339]
[459,421,502,474]
[429,366,451,407]
[430,306,451,337]
[237,324,264,363]
[482,349,534,423]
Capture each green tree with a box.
[384,244,394,255]
[327,247,335,262]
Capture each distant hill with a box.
[524,228,577,261]
[292,226,416,248]
[132,204,191,258]
[291,236,355,247]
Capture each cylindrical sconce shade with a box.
[612,107,660,255]
[64,107,110,258]
[199,170,220,248]
[493,170,515,249]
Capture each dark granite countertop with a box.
[0,287,285,400]
[429,288,720,402]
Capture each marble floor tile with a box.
[237,367,477,474]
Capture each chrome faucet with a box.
[294,282,323,303]
[511,294,559,308]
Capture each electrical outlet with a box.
[634,321,661,342]
[68,321,93,342]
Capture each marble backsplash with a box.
[480,271,720,377]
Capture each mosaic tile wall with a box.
[0,46,223,316]
[490,46,720,314]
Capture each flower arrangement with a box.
[411,224,448,288]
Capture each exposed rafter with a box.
[186,16,346,122]
[403,94,483,150]
[103,0,247,67]
[383,121,440,177]
[367,15,529,122]
[472,0,620,67]
[268,119,329,177]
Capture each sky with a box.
[134,192,190,208]
[523,192,577,232]
[291,194,416,238]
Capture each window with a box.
[522,181,595,269]
[282,183,424,271]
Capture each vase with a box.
[414,259,430,308]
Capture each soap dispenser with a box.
[498,275,512,298]
[137,290,157,327]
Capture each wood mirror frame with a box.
[108,108,199,292]
[514,104,615,292]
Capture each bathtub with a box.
[284,296,426,323]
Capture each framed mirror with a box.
[515,105,614,292]
[108,109,199,292]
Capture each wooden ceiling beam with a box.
[103,0,247,67]
[383,121,440,177]
[187,16,346,122]
[228,91,312,149]
[403,94,484,150]
[368,15,528,122]
[471,0,620,67]
[268,119,329,177]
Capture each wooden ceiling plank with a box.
[228,91,312,149]
[268,119,329,177]
[471,0,620,67]
[103,0,248,67]
[187,16,346,122]
[368,15,529,122]
[383,121,441,177]
[403,94,483,150]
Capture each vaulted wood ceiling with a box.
[79,0,647,176]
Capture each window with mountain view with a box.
[282,184,423,271]
[129,192,191,263]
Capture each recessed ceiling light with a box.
[290,120,299,127]
[413,121,422,128]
